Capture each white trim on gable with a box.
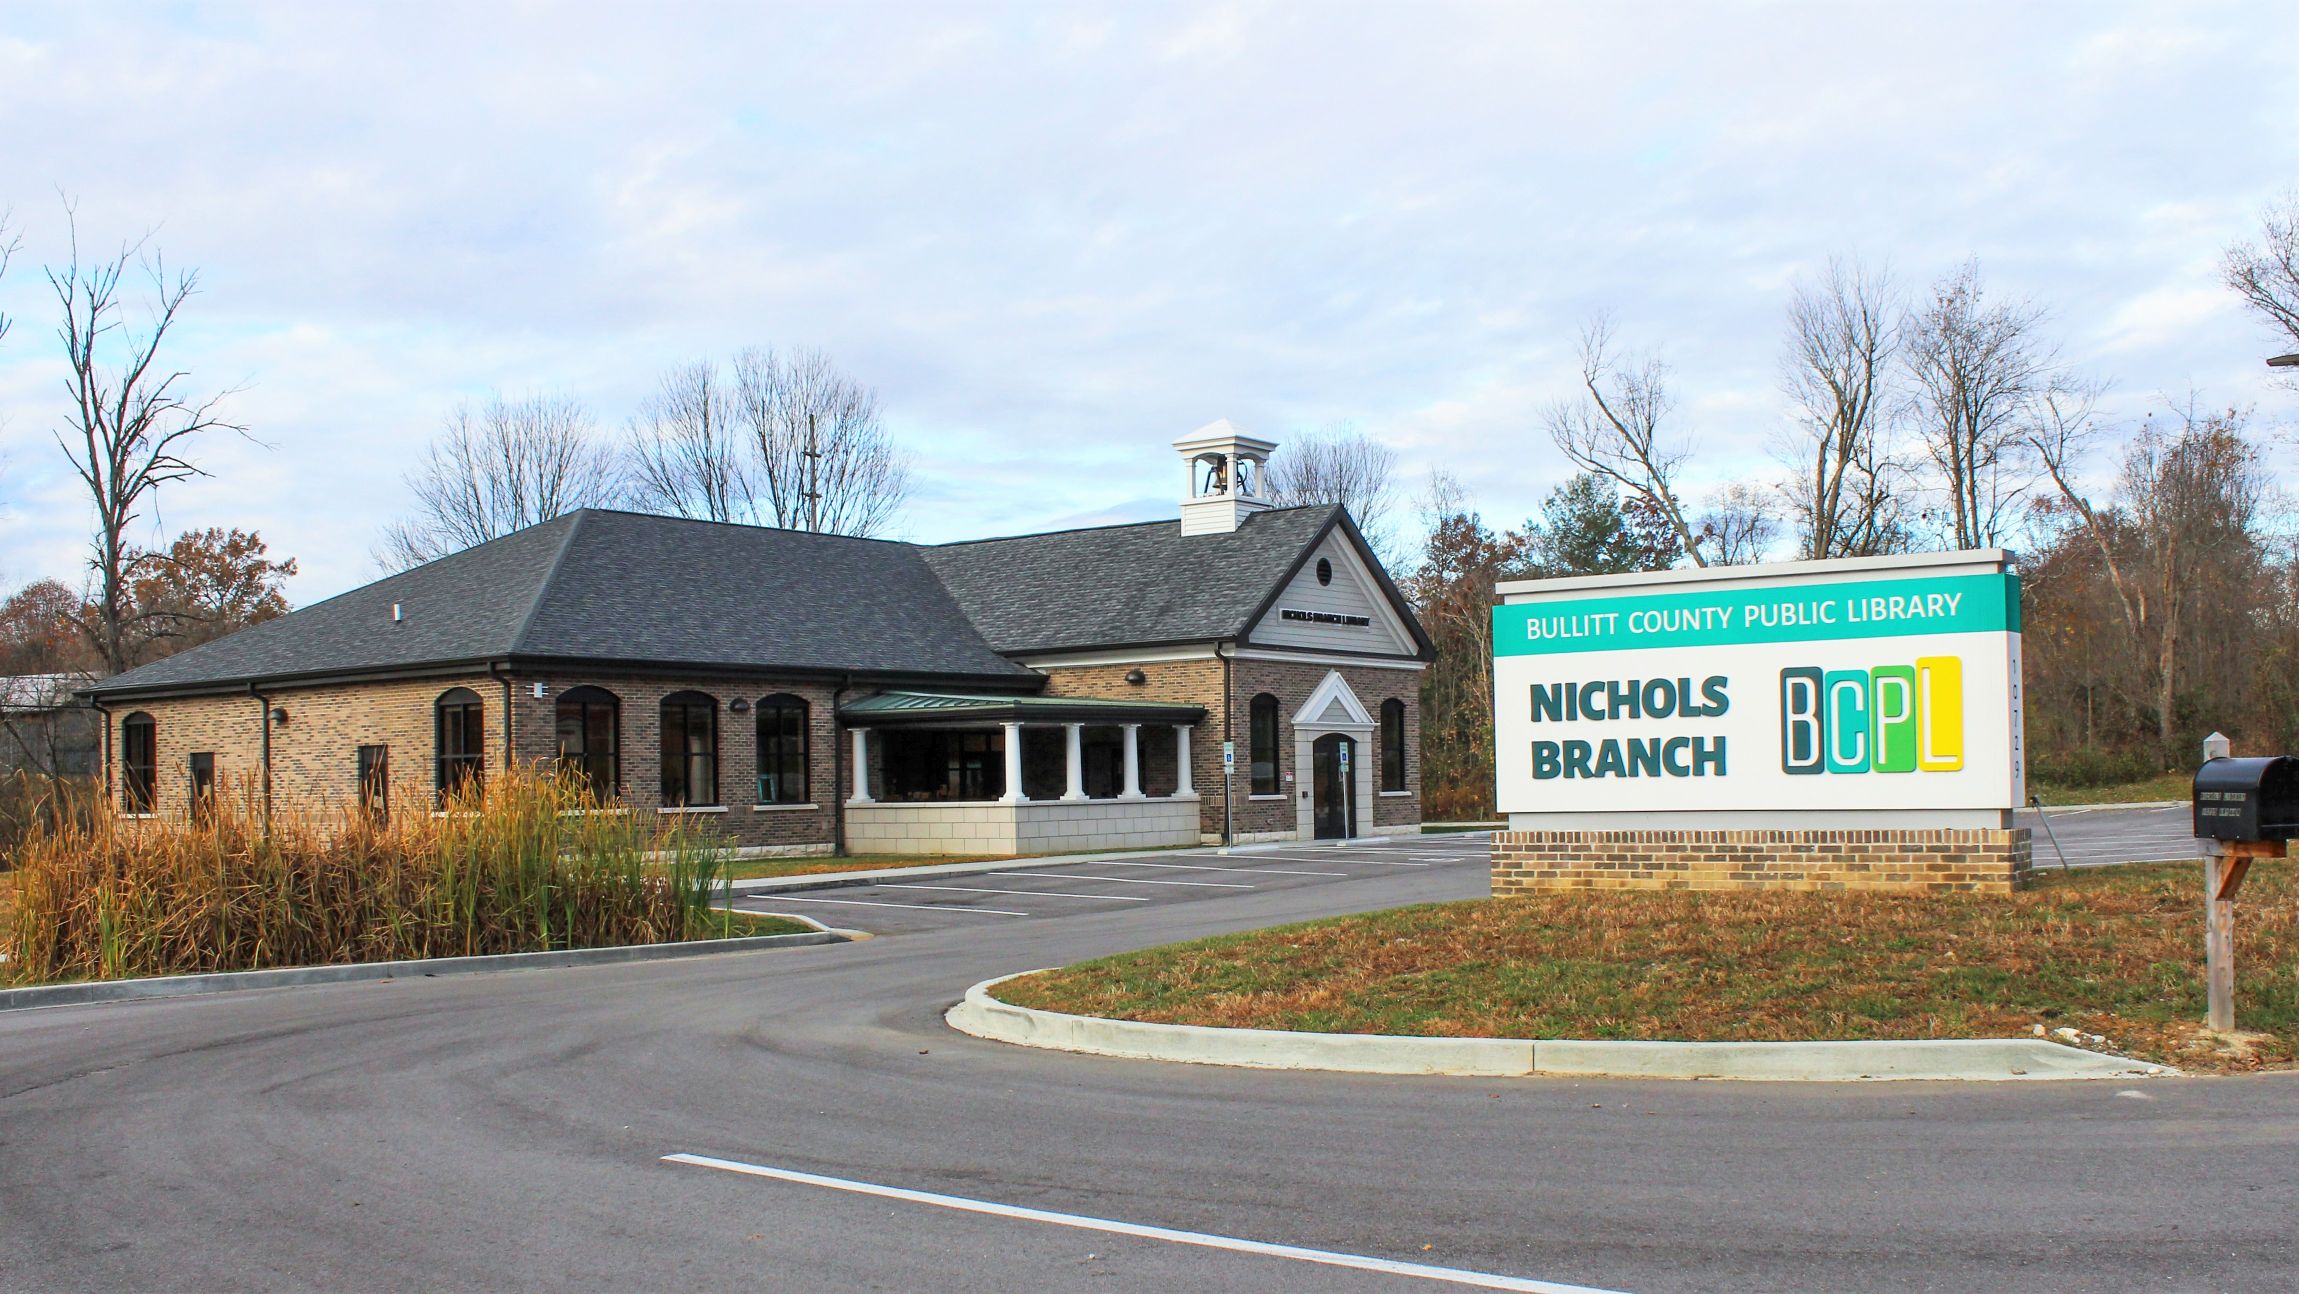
[1245,525,1419,658]
[1292,670,1375,730]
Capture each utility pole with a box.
[803,412,823,532]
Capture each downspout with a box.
[831,673,852,857]
[1217,641,1235,847]
[249,682,273,826]
[91,697,113,806]
[489,662,515,782]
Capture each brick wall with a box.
[107,672,841,853]
[1039,655,1422,840]
[506,673,842,852]
[1490,828,2034,895]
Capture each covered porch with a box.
[840,691,1206,855]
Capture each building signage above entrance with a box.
[1492,553,2024,820]
[1280,607,1372,628]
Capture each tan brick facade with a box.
[1039,654,1422,841]
[105,653,1422,851]
[1490,828,2034,895]
[105,671,845,852]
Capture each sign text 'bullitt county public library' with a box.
[1491,560,2025,815]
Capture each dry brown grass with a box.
[1002,861,2299,1073]
[4,773,793,986]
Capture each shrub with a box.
[2030,744,2162,789]
[5,772,731,985]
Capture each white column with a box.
[1120,724,1144,800]
[1174,724,1194,797]
[1000,722,1026,803]
[849,728,873,803]
[1062,724,1087,800]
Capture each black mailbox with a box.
[2193,756,2299,841]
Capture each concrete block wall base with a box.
[947,973,2175,1082]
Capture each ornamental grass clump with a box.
[5,772,730,985]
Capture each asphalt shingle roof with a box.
[86,511,1032,696]
[920,505,1340,654]
[84,502,1380,699]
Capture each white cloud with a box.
[0,0,2294,603]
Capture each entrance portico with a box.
[840,691,1204,855]
[1291,671,1377,840]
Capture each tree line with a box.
[1409,194,2299,815]
[6,193,2298,812]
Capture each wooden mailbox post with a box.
[2191,733,2298,1033]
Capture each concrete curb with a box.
[2024,800,2183,814]
[728,843,1253,895]
[946,973,2178,1082]
[0,928,847,1014]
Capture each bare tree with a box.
[1778,258,1908,558]
[1901,260,2055,550]
[2029,375,2141,640]
[48,214,246,674]
[728,348,908,536]
[1543,316,1708,566]
[0,207,17,353]
[2118,401,2263,760]
[2222,190,2299,371]
[380,392,623,568]
[1264,424,1402,559]
[1699,483,1781,566]
[626,362,751,522]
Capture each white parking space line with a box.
[879,883,1150,902]
[1084,861,1349,878]
[762,895,1028,917]
[989,871,1252,889]
[665,1154,1623,1294]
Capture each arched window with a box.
[1249,692,1280,796]
[555,686,620,802]
[121,712,157,813]
[435,687,486,802]
[1379,698,1407,793]
[660,691,719,807]
[756,694,809,805]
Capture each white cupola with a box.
[1175,420,1278,536]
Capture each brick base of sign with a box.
[1490,828,2034,895]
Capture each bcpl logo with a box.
[1779,659,1963,775]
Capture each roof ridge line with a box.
[509,511,588,656]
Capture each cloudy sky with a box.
[1,1,2293,603]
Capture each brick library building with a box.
[81,425,1433,856]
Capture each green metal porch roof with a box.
[838,690,1205,727]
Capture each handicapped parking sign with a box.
[1339,743,1350,771]
[1222,740,1236,774]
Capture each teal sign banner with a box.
[1493,572,2020,657]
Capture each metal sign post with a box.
[1221,740,1236,847]
[1339,741,1352,841]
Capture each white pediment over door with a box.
[1293,670,1374,730]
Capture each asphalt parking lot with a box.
[735,831,1495,933]
[2015,800,2198,870]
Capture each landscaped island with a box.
[997,862,2297,1074]
[2,774,804,988]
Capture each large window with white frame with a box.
[555,686,620,802]
[755,694,809,805]
[1249,693,1280,796]
[121,711,157,813]
[659,691,719,807]
[435,687,486,803]
[1379,698,1407,793]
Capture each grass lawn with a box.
[2030,771,2190,807]
[999,860,2299,1074]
